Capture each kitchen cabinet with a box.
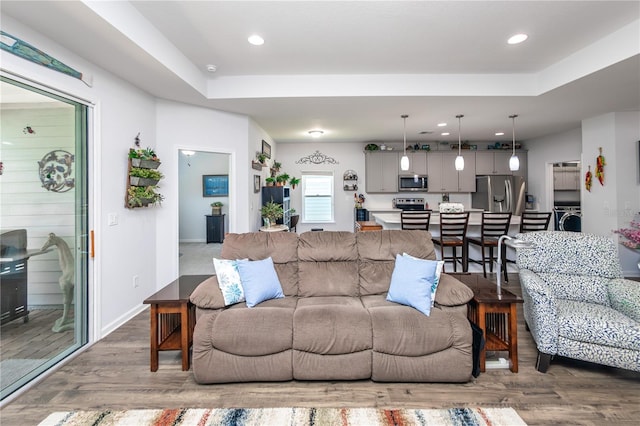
[365,151,398,193]
[475,151,513,175]
[554,164,580,190]
[206,214,225,243]
[427,151,476,193]
[405,151,427,175]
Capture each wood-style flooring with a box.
[1,274,639,426]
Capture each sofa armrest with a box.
[608,278,640,322]
[434,273,474,306]
[519,268,558,354]
[190,275,227,309]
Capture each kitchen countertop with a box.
[373,212,522,226]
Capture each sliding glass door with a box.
[0,76,88,400]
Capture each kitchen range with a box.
[392,197,427,211]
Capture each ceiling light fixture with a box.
[508,33,528,45]
[206,64,217,73]
[248,34,264,45]
[308,130,324,138]
[437,122,447,127]
[441,132,450,136]
[509,114,520,171]
[455,115,464,171]
[400,114,409,171]
[495,132,505,136]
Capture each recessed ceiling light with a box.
[495,132,505,136]
[508,33,528,45]
[441,132,450,136]
[437,122,447,127]
[248,34,265,45]
[206,64,217,73]
[308,130,324,137]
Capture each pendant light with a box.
[400,114,410,171]
[454,114,464,171]
[509,114,520,171]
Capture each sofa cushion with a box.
[537,272,609,306]
[213,258,245,306]
[237,257,285,307]
[557,299,640,351]
[210,305,294,356]
[386,254,436,316]
[222,232,299,296]
[294,297,372,354]
[358,230,436,296]
[608,278,640,322]
[298,232,359,296]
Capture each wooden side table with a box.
[450,273,523,373]
[356,221,383,231]
[143,275,211,371]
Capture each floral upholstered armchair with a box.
[515,231,640,373]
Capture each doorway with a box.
[177,150,230,275]
[552,161,582,231]
[0,77,89,400]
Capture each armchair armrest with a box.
[434,273,474,307]
[608,278,640,322]
[190,275,227,309]
[519,268,559,354]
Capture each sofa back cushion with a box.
[221,232,299,296]
[298,231,359,297]
[358,230,436,296]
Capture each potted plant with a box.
[276,173,290,186]
[265,176,276,186]
[210,201,223,215]
[260,200,283,227]
[289,176,300,189]
[256,152,268,165]
[127,186,164,208]
[271,161,282,177]
[129,147,161,169]
[129,167,164,186]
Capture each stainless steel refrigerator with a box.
[472,175,526,216]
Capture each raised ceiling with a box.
[2,1,639,144]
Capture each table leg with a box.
[509,303,519,373]
[180,303,190,371]
[478,303,487,373]
[150,304,159,372]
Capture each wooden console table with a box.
[355,221,382,231]
[450,273,523,373]
[143,275,211,371]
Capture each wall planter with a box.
[130,176,160,186]
[131,158,161,169]
[126,148,164,208]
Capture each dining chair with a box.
[432,211,470,273]
[519,211,552,233]
[467,212,512,280]
[401,210,432,231]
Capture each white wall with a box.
[525,127,582,212]
[582,112,640,276]
[178,152,230,242]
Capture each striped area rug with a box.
[39,407,527,425]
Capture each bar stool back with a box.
[520,211,552,233]
[467,212,512,280]
[401,210,432,230]
[432,211,470,272]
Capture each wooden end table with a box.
[143,275,211,371]
[450,273,523,373]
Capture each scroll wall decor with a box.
[295,150,339,165]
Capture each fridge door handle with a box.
[505,179,512,212]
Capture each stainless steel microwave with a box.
[399,175,428,192]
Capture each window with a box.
[302,172,334,222]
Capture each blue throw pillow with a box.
[236,257,285,308]
[403,253,444,307]
[387,254,437,316]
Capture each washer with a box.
[554,204,582,232]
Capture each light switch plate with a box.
[108,213,118,226]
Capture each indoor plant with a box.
[265,176,276,186]
[210,201,223,215]
[276,173,290,186]
[129,167,164,186]
[289,177,300,189]
[260,200,283,227]
[127,186,164,207]
[256,152,268,165]
[129,147,161,169]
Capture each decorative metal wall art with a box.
[38,150,75,192]
[295,150,339,165]
[23,125,36,134]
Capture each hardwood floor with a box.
[1,275,639,425]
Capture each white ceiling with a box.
[2,1,639,145]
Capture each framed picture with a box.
[254,175,261,193]
[262,140,271,159]
[202,174,229,197]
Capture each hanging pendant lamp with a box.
[400,114,410,171]
[455,114,464,171]
[509,114,520,171]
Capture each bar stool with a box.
[401,210,431,230]
[467,212,512,280]
[432,211,470,272]
[519,211,552,233]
